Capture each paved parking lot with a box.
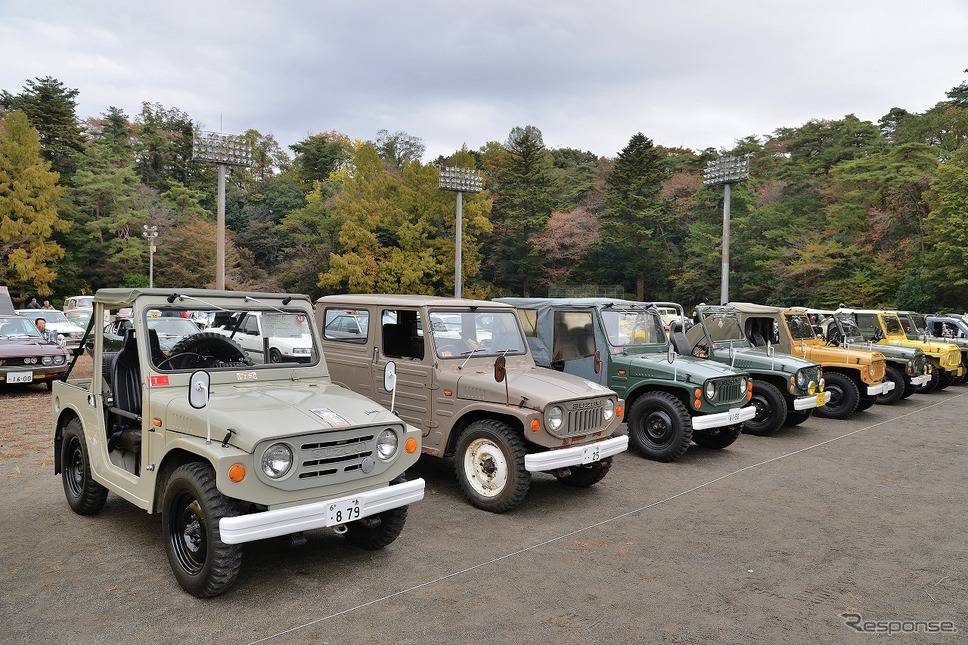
[1,371,965,644]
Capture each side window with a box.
[380,309,424,360]
[242,316,259,335]
[517,309,538,337]
[323,308,369,343]
[552,311,596,361]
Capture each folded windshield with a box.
[702,313,746,342]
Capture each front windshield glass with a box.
[882,315,904,336]
[702,312,746,342]
[832,315,865,341]
[600,309,666,347]
[430,310,526,358]
[784,313,816,340]
[144,303,318,371]
[1,317,44,338]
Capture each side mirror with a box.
[594,350,602,375]
[383,361,397,393]
[494,355,507,383]
[667,344,676,364]
[189,370,210,409]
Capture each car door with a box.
[371,308,435,437]
[551,309,599,383]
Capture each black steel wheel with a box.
[162,462,242,598]
[627,392,692,462]
[61,418,108,515]
[813,372,859,420]
[742,380,787,436]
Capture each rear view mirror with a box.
[494,355,507,383]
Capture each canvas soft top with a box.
[728,302,786,315]
[496,297,656,316]
[92,288,311,308]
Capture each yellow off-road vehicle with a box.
[730,303,892,420]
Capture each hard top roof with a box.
[317,294,510,309]
[496,297,655,310]
[92,288,310,308]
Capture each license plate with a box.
[326,498,363,526]
[816,391,826,406]
[580,443,603,464]
[8,372,33,384]
[727,409,743,423]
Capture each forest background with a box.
[2,74,968,313]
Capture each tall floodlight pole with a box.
[192,131,253,290]
[703,155,751,305]
[142,225,158,288]
[438,166,484,298]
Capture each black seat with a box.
[147,328,165,366]
[751,328,767,347]
[107,329,142,471]
[382,323,407,358]
[668,321,693,355]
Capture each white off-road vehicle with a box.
[53,289,424,597]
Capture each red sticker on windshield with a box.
[149,375,170,387]
[296,314,306,323]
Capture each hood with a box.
[157,380,401,452]
[791,341,884,365]
[0,337,70,358]
[456,365,614,410]
[618,352,748,383]
[723,347,817,373]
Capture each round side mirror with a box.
[189,370,210,409]
[667,344,676,364]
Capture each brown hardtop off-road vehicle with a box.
[53,288,424,598]
[316,294,627,514]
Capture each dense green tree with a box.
[2,77,86,181]
[923,160,968,307]
[374,129,426,171]
[290,131,352,187]
[0,111,67,301]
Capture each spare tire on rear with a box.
[162,332,253,370]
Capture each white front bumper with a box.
[908,373,931,387]
[867,380,895,396]
[793,394,821,411]
[525,435,629,472]
[219,478,425,545]
[691,404,756,430]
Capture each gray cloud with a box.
[3,0,966,160]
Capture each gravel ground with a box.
[1,356,965,644]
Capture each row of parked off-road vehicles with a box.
[49,289,960,598]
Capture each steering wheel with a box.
[692,342,708,358]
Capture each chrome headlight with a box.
[868,364,875,376]
[704,381,716,400]
[376,428,399,461]
[795,370,806,387]
[42,355,53,366]
[740,378,748,394]
[547,406,564,431]
[54,355,66,365]
[261,443,293,479]
[603,398,615,421]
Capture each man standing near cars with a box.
[35,317,56,343]
[42,300,54,309]
[27,297,41,309]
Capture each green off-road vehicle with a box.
[316,295,627,513]
[809,310,931,403]
[837,308,963,392]
[730,303,892,420]
[53,289,424,597]
[683,304,825,435]
[497,298,754,463]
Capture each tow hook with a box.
[332,524,348,535]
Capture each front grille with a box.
[255,425,399,491]
[710,377,745,405]
[567,407,605,435]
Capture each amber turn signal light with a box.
[405,437,418,454]
[228,463,246,483]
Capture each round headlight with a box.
[54,355,65,365]
[795,370,806,387]
[704,381,716,400]
[261,443,293,479]
[603,398,615,421]
[818,377,825,391]
[868,364,875,376]
[740,378,748,394]
[547,406,564,431]
[376,428,399,460]
[42,355,53,366]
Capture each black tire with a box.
[901,385,918,399]
[855,396,876,412]
[343,475,409,549]
[61,418,108,515]
[627,392,692,462]
[268,348,283,363]
[742,380,787,436]
[920,367,940,393]
[783,409,813,426]
[875,365,905,405]
[813,372,859,420]
[558,456,613,488]
[935,370,953,391]
[454,420,530,513]
[691,424,742,450]
[162,462,242,598]
[162,332,253,370]
[45,378,55,391]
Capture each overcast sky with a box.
[2,1,967,161]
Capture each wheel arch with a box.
[444,410,524,458]
[621,382,691,421]
[151,448,210,513]
[53,407,83,474]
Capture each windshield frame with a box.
[428,308,527,359]
[600,308,668,349]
